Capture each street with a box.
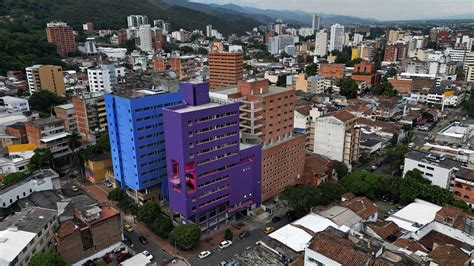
[187,217,290,265]
[124,231,171,264]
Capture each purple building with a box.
[164,82,261,231]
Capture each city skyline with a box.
[192,0,473,21]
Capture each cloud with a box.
[191,0,473,20]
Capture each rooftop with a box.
[0,169,58,195]
[366,220,400,240]
[428,244,469,266]
[339,197,378,220]
[0,207,56,233]
[386,199,442,232]
[405,150,463,170]
[307,227,371,265]
[27,117,63,126]
[55,103,74,110]
[171,102,222,114]
[317,205,363,227]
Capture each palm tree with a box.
[68,131,82,152]
[68,131,83,179]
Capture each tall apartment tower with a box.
[312,13,321,33]
[313,110,360,169]
[164,82,261,232]
[138,24,153,52]
[315,30,328,57]
[105,88,182,204]
[72,92,108,141]
[127,15,148,28]
[46,22,76,58]
[25,65,66,95]
[206,24,213,38]
[210,79,306,201]
[208,50,244,89]
[329,23,345,52]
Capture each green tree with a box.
[196,47,208,55]
[169,224,202,250]
[305,64,318,76]
[152,215,173,238]
[28,148,54,171]
[316,182,347,205]
[108,188,126,201]
[276,75,286,87]
[384,144,408,173]
[283,185,320,217]
[390,133,399,146]
[68,131,81,152]
[29,91,66,115]
[333,161,348,179]
[29,252,66,266]
[124,39,136,53]
[464,94,474,117]
[341,171,380,198]
[339,78,358,99]
[224,228,233,241]
[3,172,25,185]
[137,201,161,225]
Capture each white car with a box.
[198,250,211,259]
[219,240,232,249]
[142,250,154,261]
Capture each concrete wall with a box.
[313,117,345,162]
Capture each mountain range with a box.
[164,0,379,26]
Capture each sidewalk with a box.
[82,183,249,257]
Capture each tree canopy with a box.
[29,91,67,115]
[29,252,66,266]
[339,78,358,99]
[169,224,202,250]
[333,161,349,179]
[137,201,161,225]
[28,148,54,171]
[305,64,318,76]
[152,215,173,239]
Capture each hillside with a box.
[0,0,261,34]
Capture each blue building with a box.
[105,89,182,204]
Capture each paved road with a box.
[187,217,289,265]
[124,231,171,264]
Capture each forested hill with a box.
[0,0,260,34]
[0,0,261,75]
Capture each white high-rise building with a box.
[127,15,148,28]
[312,14,320,33]
[138,24,153,52]
[329,23,345,52]
[353,33,363,45]
[315,30,328,57]
[87,65,126,93]
[206,25,213,38]
[268,35,296,55]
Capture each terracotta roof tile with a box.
[308,229,371,266]
[367,220,400,240]
[392,239,429,253]
[339,197,378,220]
[330,110,357,122]
[428,244,469,266]
[435,205,474,231]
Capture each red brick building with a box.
[318,64,345,79]
[208,51,244,89]
[46,22,76,58]
[5,122,28,144]
[351,60,381,86]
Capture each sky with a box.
[191,0,473,21]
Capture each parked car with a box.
[263,227,274,234]
[198,251,211,259]
[142,250,154,261]
[219,240,232,249]
[138,235,148,244]
[239,231,250,239]
[408,143,415,148]
[123,236,133,247]
[104,180,113,187]
[123,223,133,232]
[71,185,79,192]
[271,216,281,223]
[287,211,296,221]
